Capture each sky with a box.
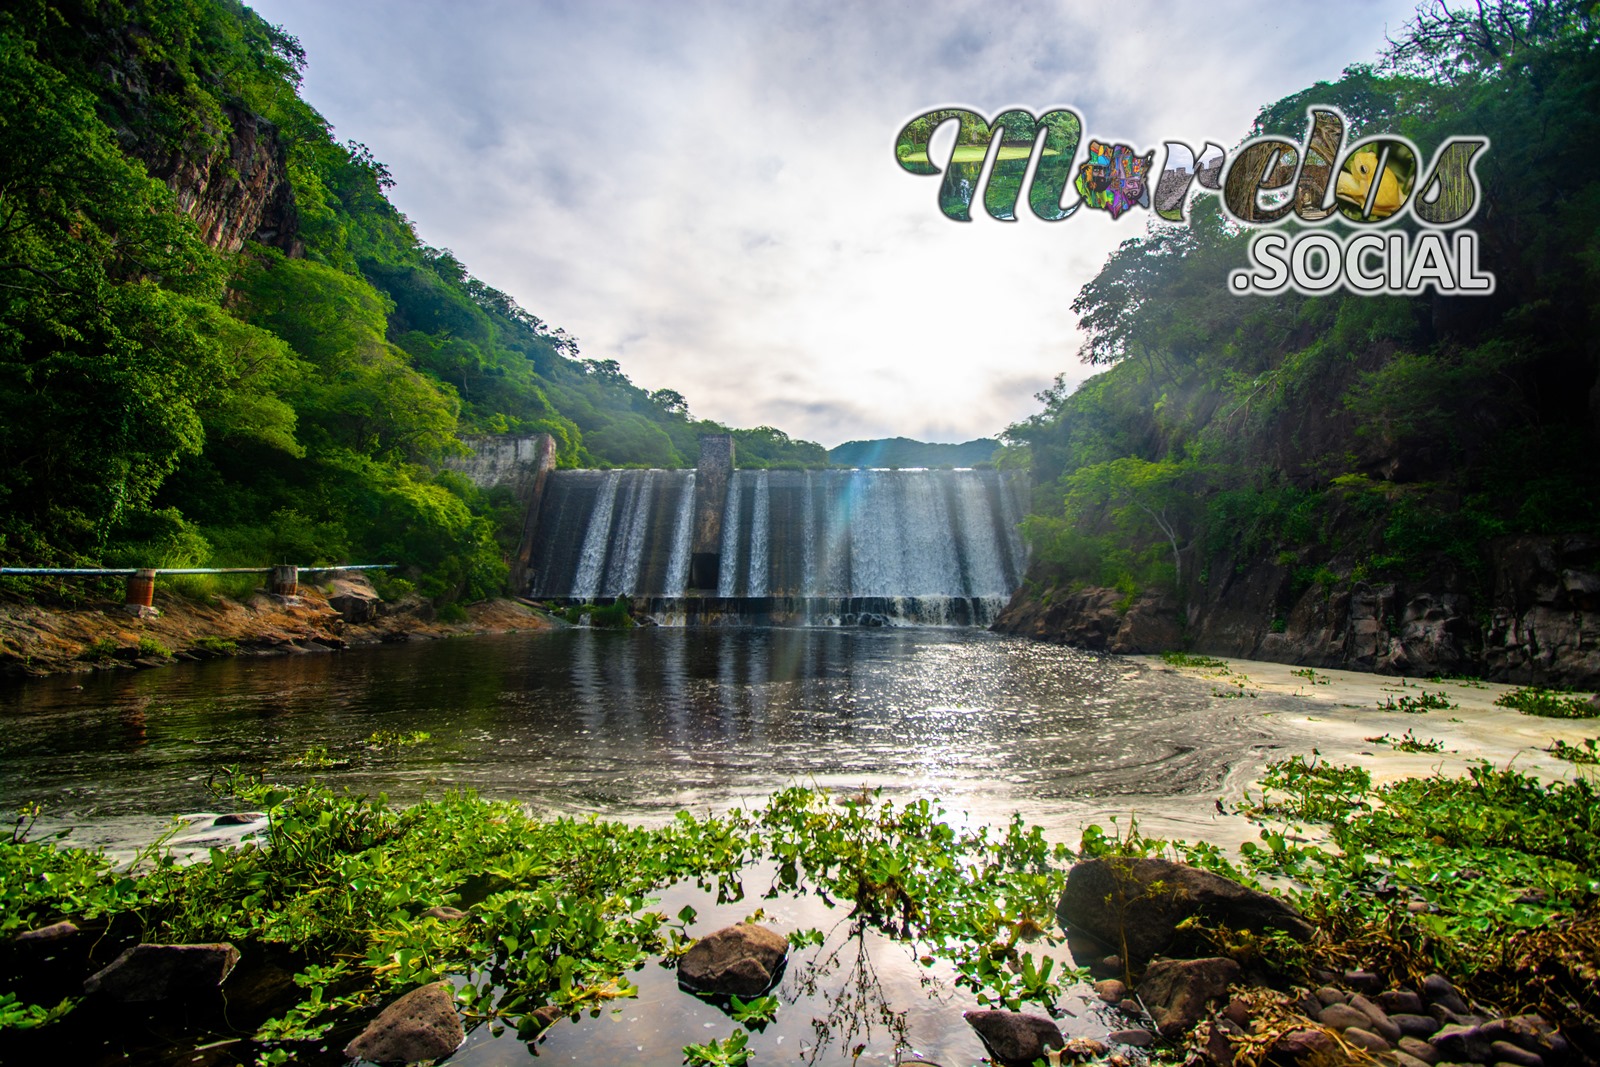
[247,0,1424,449]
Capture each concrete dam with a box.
[446,434,1029,625]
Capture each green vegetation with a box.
[0,780,1077,1056]
[365,729,430,748]
[1377,690,1456,713]
[0,0,823,606]
[135,635,173,659]
[1496,686,1599,719]
[827,437,1001,469]
[1161,651,1229,670]
[1363,729,1444,753]
[1548,737,1600,765]
[193,635,238,656]
[1006,2,1600,618]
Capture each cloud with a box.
[250,0,1422,447]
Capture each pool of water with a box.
[0,626,1303,1066]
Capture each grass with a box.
[1496,686,1598,719]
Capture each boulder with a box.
[327,577,382,624]
[1395,1014,1442,1037]
[1320,1003,1372,1031]
[1137,956,1241,1038]
[1344,1027,1392,1053]
[962,1009,1065,1067]
[344,981,465,1064]
[1379,991,1426,1015]
[1110,1029,1154,1048]
[15,920,78,943]
[84,942,239,1002]
[212,812,264,826]
[1056,858,1313,962]
[1400,1036,1441,1063]
[677,923,788,997]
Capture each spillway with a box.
[528,467,1028,625]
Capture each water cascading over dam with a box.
[524,437,1028,625]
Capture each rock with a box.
[1273,1028,1340,1064]
[1398,1052,1435,1067]
[1400,1036,1441,1063]
[1344,1027,1393,1053]
[212,813,264,826]
[328,578,382,624]
[677,923,788,997]
[1343,970,1383,993]
[528,1004,564,1032]
[343,981,464,1064]
[84,943,240,1002]
[1064,1037,1110,1059]
[1349,994,1403,1043]
[1423,974,1471,1015]
[1432,1024,1492,1063]
[1109,1029,1154,1048]
[1395,1013,1442,1037]
[1095,978,1128,1003]
[1223,997,1251,1028]
[962,1009,1065,1067]
[1317,986,1349,1006]
[422,906,467,921]
[1487,1016,1566,1059]
[1056,858,1313,962]
[1379,991,1426,1015]
[15,920,78,943]
[1321,1003,1375,1031]
[1137,957,1240,1038]
[1490,1041,1543,1067]
[1119,998,1141,1015]
[1296,993,1324,1020]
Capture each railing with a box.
[0,564,394,612]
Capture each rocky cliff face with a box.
[994,534,1600,689]
[94,30,301,256]
[133,102,302,256]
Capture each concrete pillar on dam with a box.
[442,433,558,594]
[689,434,734,592]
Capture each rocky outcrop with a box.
[134,102,302,256]
[1056,858,1314,963]
[992,587,1181,653]
[996,534,1600,689]
[344,982,465,1064]
[676,923,788,997]
[0,575,550,679]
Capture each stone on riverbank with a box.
[344,981,465,1064]
[677,923,788,997]
[1056,857,1313,962]
[1137,956,1240,1038]
[83,942,239,1002]
[15,919,78,943]
[962,1009,1065,1067]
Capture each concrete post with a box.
[690,434,734,591]
[269,564,299,597]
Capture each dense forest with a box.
[0,0,826,602]
[1000,0,1600,682]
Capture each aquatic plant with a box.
[1497,686,1598,719]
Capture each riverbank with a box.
[0,574,553,679]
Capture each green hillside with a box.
[0,0,824,602]
[827,437,1000,468]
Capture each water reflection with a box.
[0,628,1269,833]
